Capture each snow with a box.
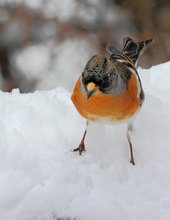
[0,62,170,220]
[139,62,170,103]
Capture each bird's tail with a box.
[122,37,154,66]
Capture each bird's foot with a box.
[130,159,135,166]
[73,143,86,155]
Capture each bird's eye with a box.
[103,75,108,81]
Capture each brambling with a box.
[71,37,154,165]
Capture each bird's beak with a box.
[86,82,97,99]
[87,89,96,99]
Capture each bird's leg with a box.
[128,123,133,132]
[73,121,89,155]
[127,124,135,165]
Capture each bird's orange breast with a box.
[71,75,141,122]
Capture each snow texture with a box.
[0,62,170,220]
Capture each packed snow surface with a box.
[0,62,170,220]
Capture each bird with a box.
[71,37,154,165]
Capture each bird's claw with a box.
[130,159,135,166]
[73,143,86,155]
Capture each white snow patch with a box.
[139,61,170,103]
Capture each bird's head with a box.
[81,55,116,98]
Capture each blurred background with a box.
[0,0,169,93]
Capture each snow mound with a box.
[0,62,170,220]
